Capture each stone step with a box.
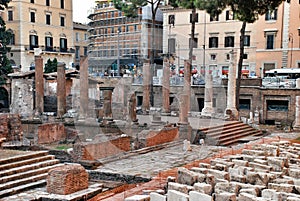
[0,179,46,199]
[0,163,64,184]
[0,173,48,191]
[198,121,241,132]
[0,155,56,171]
[0,151,49,165]
[204,124,250,138]
[209,127,257,141]
[0,159,60,178]
[220,130,263,146]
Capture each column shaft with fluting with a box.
[142,61,150,113]
[57,62,66,117]
[35,56,44,114]
[79,56,88,118]
[162,58,170,114]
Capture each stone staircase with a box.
[0,150,63,198]
[197,121,263,146]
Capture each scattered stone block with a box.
[248,162,273,172]
[199,162,210,169]
[177,167,205,186]
[238,192,258,201]
[242,150,266,157]
[289,169,300,179]
[189,191,212,201]
[193,182,212,195]
[150,192,166,201]
[210,158,234,168]
[267,157,288,171]
[125,195,150,201]
[190,167,208,174]
[253,159,268,165]
[239,188,259,197]
[208,169,230,181]
[268,183,295,193]
[168,182,194,194]
[213,192,236,201]
[232,159,249,167]
[167,190,189,201]
[215,182,241,195]
[262,189,283,201]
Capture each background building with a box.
[3,0,74,72]
[73,22,89,68]
[87,0,163,76]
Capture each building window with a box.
[46,14,51,25]
[8,10,13,21]
[210,54,217,61]
[84,47,88,56]
[29,35,38,50]
[46,0,50,6]
[31,0,34,3]
[243,53,248,59]
[45,36,53,51]
[75,33,80,42]
[134,25,137,31]
[126,25,129,32]
[60,16,65,26]
[225,53,230,61]
[84,33,88,40]
[60,0,64,9]
[226,10,235,20]
[267,100,288,111]
[209,37,218,48]
[30,12,35,23]
[225,36,234,47]
[210,14,219,21]
[189,38,198,49]
[60,38,67,52]
[75,46,80,60]
[168,38,176,54]
[266,34,275,49]
[190,13,199,23]
[239,99,251,110]
[265,9,277,20]
[244,35,250,46]
[7,30,15,45]
[168,15,175,26]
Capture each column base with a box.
[225,108,239,120]
[178,123,192,141]
[201,106,214,117]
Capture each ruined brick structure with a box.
[0,114,22,141]
[47,164,88,195]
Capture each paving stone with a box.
[189,191,211,201]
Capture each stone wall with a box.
[38,123,66,144]
[73,136,131,160]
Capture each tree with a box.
[44,58,58,73]
[0,0,13,85]
[113,0,162,106]
[196,0,285,110]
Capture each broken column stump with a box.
[47,164,88,195]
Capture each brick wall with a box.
[47,164,88,195]
[73,136,131,160]
[38,123,66,144]
[0,113,22,141]
[145,127,179,147]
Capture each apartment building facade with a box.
[87,0,163,76]
[162,1,300,78]
[3,0,74,72]
[73,22,89,68]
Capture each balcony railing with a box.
[24,45,75,54]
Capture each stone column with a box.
[225,50,239,119]
[294,96,300,130]
[162,58,170,115]
[183,60,191,112]
[178,94,189,125]
[35,55,44,115]
[128,93,138,123]
[201,63,214,116]
[57,62,66,117]
[101,87,114,121]
[142,61,150,113]
[79,56,88,118]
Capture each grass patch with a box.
[55,145,71,150]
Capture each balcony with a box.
[24,45,75,54]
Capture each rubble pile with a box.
[46,164,88,195]
[128,141,300,201]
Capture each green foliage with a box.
[113,0,147,18]
[0,0,13,85]
[44,58,58,73]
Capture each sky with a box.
[72,0,95,24]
